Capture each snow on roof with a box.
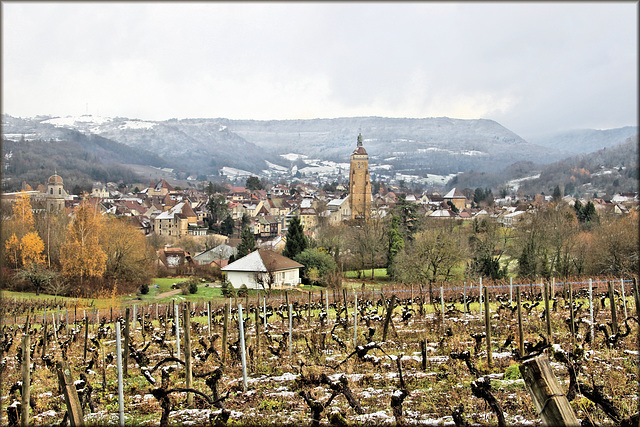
[444,188,466,199]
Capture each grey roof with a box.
[193,244,237,264]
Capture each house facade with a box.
[221,249,303,289]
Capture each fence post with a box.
[174,303,180,360]
[57,359,85,427]
[483,286,493,367]
[123,308,130,377]
[115,321,124,427]
[634,278,640,317]
[21,333,30,427]
[620,278,628,320]
[308,292,312,326]
[608,281,618,335]
[517,287,524,357]
[509,277,513,306]
[544,281,551,339]
[479,277,483,316]
[353,294,358,345]
[83,316,89,363]
[255,308,261,367]
[288,303,293,358]
[222,302,229,364]
[520,354,579,426]
[440,285,446,328]
[184,302,193,406]
[238,304,248,393]
[569,283,575,343]
[463,281,467,315]
[589,279,594,345]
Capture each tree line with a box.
[2,191,154,297]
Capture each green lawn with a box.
[344,268,389,280]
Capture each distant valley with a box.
[2,113,636,197]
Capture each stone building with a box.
[348,133,372,219]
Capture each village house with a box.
[151,201,199,237]
[443,188,468,210]
[221,249,303,289]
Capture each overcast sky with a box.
[2,2,637,140]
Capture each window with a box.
[58,188,61,195]
[50,188,53,194]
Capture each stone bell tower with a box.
[348,133,371,219]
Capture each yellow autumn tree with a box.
[5,233,21,269]
[12,189,35,233]
[20,231,46,267]
[100,216,153,289]
[60,203,107,292]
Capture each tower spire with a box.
[357,133,363,147]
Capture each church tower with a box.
[46,172,66,211]
[349,133,371,219]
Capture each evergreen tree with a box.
[386,216,404,274]
[283,216,307,259]
[236,227,256,259]
[221,215,235,236]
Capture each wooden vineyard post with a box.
[325,290,329,315]
[21,333,30,427]
[519,354,579,426]
[479,277,483,316]
[589,279,594,345]
[207,301,212,338]
[222,302,229,364]
[56,359,85,427]
[123,308,130,377]
[517,287,524,357]
[115,321,124,427]
[608,281,618,335]
[620,278,628,320]
[83,316,89,363]
[483,286,493,368]
[353,294,358,345]
[184,303,193,406]
[255,308,261,367]
[382,294,397,341]
[288,303,293,358]
[510,277,513,306]
[263,296,267,329]
[132,304,137,331]
[568,283,575,343]
[174,303,180,360]
[238,304,248,393]
[440,286,445,327]
[634,278,640,317]
[42,319,48,359]
[544,281,551,339]
[343,288,349,322]
[463,281,467,315]
[308,291,312,326]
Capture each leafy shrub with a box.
[189,281,198,294]
[504,363,521,380]
[221,279,236,298]
[237,284,249,298]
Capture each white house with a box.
[221,250,303,290]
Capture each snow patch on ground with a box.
[281,153,308,161]
[119,120,155,130]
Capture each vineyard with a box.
[1,277,638,426]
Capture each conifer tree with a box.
[283,216,307,259]
[236,226,256,259]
